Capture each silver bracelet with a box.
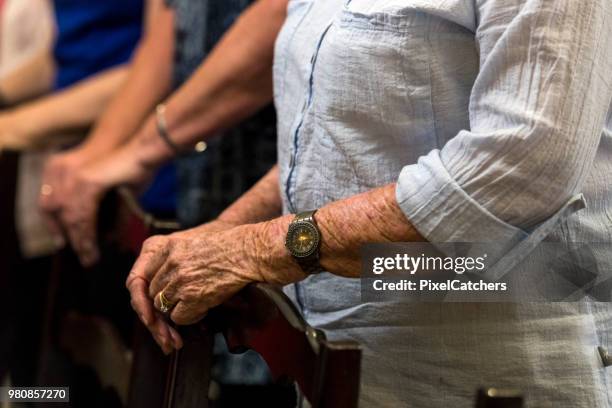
[155,103,207,155]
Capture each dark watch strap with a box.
[300,256,323,275]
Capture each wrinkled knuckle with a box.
[166,236,181,251]
[125,276,134,289]
[143,236,165,251]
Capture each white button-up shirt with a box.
[274,0,612,406]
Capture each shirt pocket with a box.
[312,6,438,186]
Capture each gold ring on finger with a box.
[158,290,175,314]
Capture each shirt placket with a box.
[284,20,335,213]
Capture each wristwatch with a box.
[285,210,323,275]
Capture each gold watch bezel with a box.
[285,220,321,259]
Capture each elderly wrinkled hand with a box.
[125,219,299,353]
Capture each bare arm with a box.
[188,164,418,280]
[0,0,164,150]
[77,0,287,187]
[73,2,175,161]
[0,65,128,150]
[37,0,173,250]
[0,0,55,104]
[255,184,423,284]
[122,0,288,168]
[192,173,419,283]
[176,164,283,238]
[217,165,282,225]
[43,0,286,267]
[0,48,55,105]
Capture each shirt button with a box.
[598,346,612,367]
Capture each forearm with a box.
[218,165,282,225]
[254,184,425,284]
[9,66,128,146]
[76,5,175,160]
[129,0,287,167]
[0,48,55,104]
[183,165,282,236]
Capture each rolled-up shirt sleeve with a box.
[396,0,612,259]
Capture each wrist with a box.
[153,104,209,157]
[247,216,307,285]
[114,145,155,187]
[1,108,37,147]
[79,118,132,158]
[18,97,63,139]
[133,116,176,167]
[73,142,109,166]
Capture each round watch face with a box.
[286,222,320,258]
